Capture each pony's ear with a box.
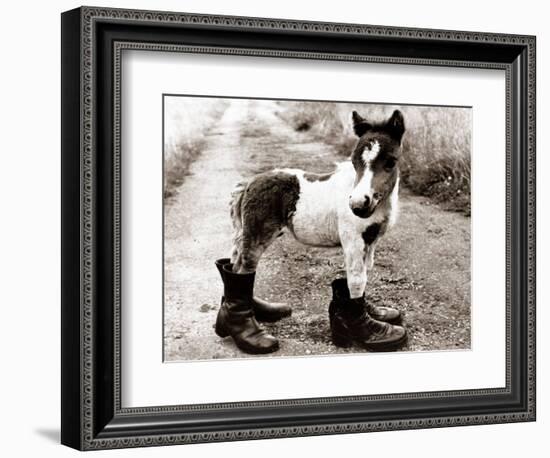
[352,111,372,137]
[386,110,405,141]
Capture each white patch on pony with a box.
[362,140,380,165]
[388,177,400,227]
[278,164,353,247]
[349,169,373,208]
[349,141,381,208]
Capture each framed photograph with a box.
[61,6,536,450]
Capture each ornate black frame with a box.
[61,6,536,450]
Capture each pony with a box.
[229,109,404,302]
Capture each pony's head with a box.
[348,109,405,218]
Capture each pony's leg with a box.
[233,239,274,274]
[366,240,378,271]
[229,182,246,264]
[230,226,243,264]
[340,233,368,299]
[233,240,265,274]
[332,233,406,350]
[233,223,281,274]
[354,236,401,323]
[230,175,286,274]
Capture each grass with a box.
[164,140,205,198]
[164,97,228,198]
[277,101,472,214]
[276,101,357,156]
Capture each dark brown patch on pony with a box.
[303,171,334,182]
[240,171,300,240]
[350,110,405,172]
[236,172,301,272]
[352,109,405,142]
[362,223,381,245]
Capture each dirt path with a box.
[164,100,471,361]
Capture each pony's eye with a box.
[384,158,396,170]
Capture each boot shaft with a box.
[330,278,366,319]
[331,278,350,300]
[331,278,400,323]
[216,258,292,322]
[214,258,230,281]
[221,263,255,302]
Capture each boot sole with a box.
[215,322,280,355]
[332,331,408,352]
[234,339,280,355]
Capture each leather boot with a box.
[331,278,402,324]
[214,263,279,354]
[329,280,407,351]
[215,258,291,322]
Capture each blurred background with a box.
[164,97,471,213]
[164,97,229,197]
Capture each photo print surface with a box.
[163,95,472,362]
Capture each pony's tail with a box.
[229,180,247,263]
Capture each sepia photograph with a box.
[163,95,472,361]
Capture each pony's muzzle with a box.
[349,195,375,218]
[351,206,374,218]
